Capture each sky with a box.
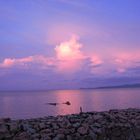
[0,0,140,90]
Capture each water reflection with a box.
[54,90,83,115]
[0,88,140,119]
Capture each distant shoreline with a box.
[0,83,140,92]
[0,108,140,140]
[80,83,140,90]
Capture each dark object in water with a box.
[63,101,71,105]
[46,101,71,106]
[46,103,59,106]
[80,106,83,113]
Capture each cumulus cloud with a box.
[0,56,33,68]
[90,55,103,66]
[54,35,86,73]
[114,51,140,73]
[55,35,84,60]
[0,55,55,69]
[0,36,139,77]
[0,35,103,74]
[0,36,109,76]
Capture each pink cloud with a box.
[114,51,140,73]
[0,56,55,69]
[0,56,33,68]
[55,35,84,60]
[1,58,15,67]
[54,35,86,73]
[32,55,55,66]
[0,35,139,76]
[54,36,105,74]
[90,55,103,66]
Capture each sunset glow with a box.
[0,0,140,90]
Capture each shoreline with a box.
[0,108,140,140]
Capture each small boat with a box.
[46,103,59,106]
[46,101,71,106]
[63,101,71,105]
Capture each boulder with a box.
[39,122,46,129]
[13,132,30,140]
[53,134,65,140]
[77,126,88,135]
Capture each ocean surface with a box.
[0,88,140,119]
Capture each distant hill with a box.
[80,83,140,89]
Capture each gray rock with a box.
[73,122,80,128]
[69,128,75,134]
[136,115,140,120]
[66,135,72,140]
[0,118,10,124]
[13,132,30,140]
[0,124,8,133]
[1,108,140,140]
[75,132,81,137]
[39,122,46,129]
[31,133,40,139]
[89,130,97,140]
[128,133,135,140]
[111,127,121,137]
[53,134,65,140]
[40,128,52,134]
[9,122,19,133]
[93,114,103,121]
[90,126,102,134]
[134,127,140,139]
[40,134,51,140]
[33,124,40,131]
[93,122,101,128]
[52,123,59,129]
[117,114,127,120]
[77,126,88,135]
[28,127,36,134]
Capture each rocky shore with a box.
[0,108,140,140]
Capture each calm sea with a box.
[0,88,140,119]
